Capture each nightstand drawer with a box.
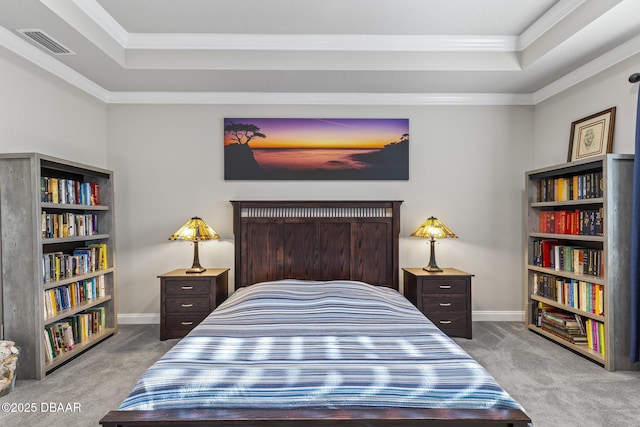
[165,296,210,313]
[159,269,230,340]
[165,313,208,330]
[427,313,468,330]
[422,294,467,313]
[423,279,467,294]
[164,280,211,295]
[402,268,473,339]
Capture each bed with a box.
[100,201,531,427]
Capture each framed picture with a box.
[223,118,409,180]
[567,107,616,162]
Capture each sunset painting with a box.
[223,118,409,180]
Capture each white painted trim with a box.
[106,91,534,106]
[0,25,109,102]
[533,32,640,103]
[116,311,524,324]
[3,16,639,106]
[118,313,160,325]
[126,33,518,52]
[518,0,585,50]
[473,311,525,322]
[74,0,517,53]
[69,0,129,46]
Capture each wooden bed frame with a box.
[100,200,531,427]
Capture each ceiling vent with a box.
[18,29,75,55]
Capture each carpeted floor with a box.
[0,322,639,427]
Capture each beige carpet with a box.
[0,322,639,426]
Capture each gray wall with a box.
[107,104,533,320]
[0,48,108,165]
[533,53,640,166]
[0,48,107,336]
[2,43,638,324]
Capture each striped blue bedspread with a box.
[120,279,524,412]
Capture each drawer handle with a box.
[181,286,194,290]
[181,303,194,308]
[181,321,194,326]
[439,320,452,324]
[439,285,451,289]
[439,302,452,307]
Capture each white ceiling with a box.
[1,0,639,104]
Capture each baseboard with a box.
[473,311,524,322]
[118,313,160,324]
[117,311,525,324]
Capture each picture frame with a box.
[567,107,616,162]
[223,118,409,180]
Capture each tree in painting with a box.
[223,121,265,179]
[224,122,266,147]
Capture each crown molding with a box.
[74,0,517,53]
[0,25,109,102]
[518,0,585,50]
[2,18,638,107]
[533,32,640,103]
[125,33,518,52]
[106,91,534,106]
[68,0,129,46]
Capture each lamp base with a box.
[186,241,206,273]
[423,237,443,272]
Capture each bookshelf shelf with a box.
[525,154,638,371]
[41,202,110,211]
[42,234,111,244]
[44,295,113,323]
[44,328,116,371]
[0,153,117,379]
[530,198,604,208]
[526,324,606,364]
[526,265,605,285]
[43,267,115,291]
[528,232,604,242]
[530,295,605,322]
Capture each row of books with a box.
[42,211,99,239]
[43,275,106,319]
[42,244,108,283]
[535,171,603,202]
[534,304,606,355]
[43,307,107,363]
[538,208,603,236]
[532,272,604,315]
[531,239,603,277]
[535,305,587,345]
[585,318,606,356]
[41,176,100,205]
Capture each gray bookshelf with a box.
[0,153,117,379]
[525,154,638,371]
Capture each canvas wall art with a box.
[224,118,409,180]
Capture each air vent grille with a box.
[18,29,75,55]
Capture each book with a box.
[61,322,75,350]
[90,183,100,205]
[43,329,54,363]
[539,306,587,345]
[89,244,108,270]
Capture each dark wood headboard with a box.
[231,200,402,290]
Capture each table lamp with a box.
[169,216,219,273]
[410,216,458,272]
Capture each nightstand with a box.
[402,267,473,338]
[158,268,229,340]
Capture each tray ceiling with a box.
[0,0,639,104]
